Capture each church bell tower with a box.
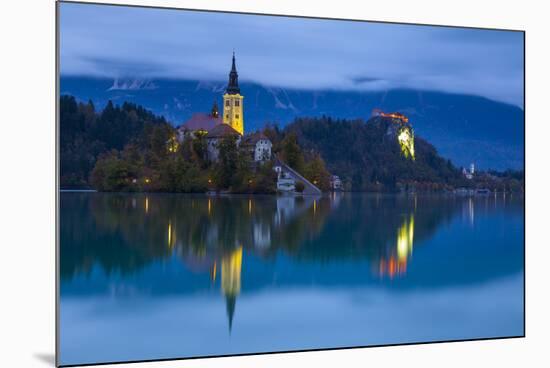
[223,52,244,135]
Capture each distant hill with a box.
[280,115,463,191]
[60,76,524,170]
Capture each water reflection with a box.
[220,246,242,332]
[60,192,524,340]
[379,214,414,279]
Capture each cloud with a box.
[59,3,524,107]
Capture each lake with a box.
[59,192,524,366]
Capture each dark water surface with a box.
[59,192,524,365]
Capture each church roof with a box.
[180,113,222,132]
[242,132,270,146]
[206,123,241,138]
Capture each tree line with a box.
[60,95,524,193]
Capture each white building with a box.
[330,175,343,191]
[462,163,475,180]
[242,132,272,162]
[276,172,296,192]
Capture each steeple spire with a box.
[210,100,219,118]
[226,51,240,95]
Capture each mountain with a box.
[60,76,524,170]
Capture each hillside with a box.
[60,76,524,170]
[276,116,463,191]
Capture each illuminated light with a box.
[377,214,415,279]
[396,215,415,262]
[145,178,151,184]
[208,198,212,215]
[167,221,172,248]
[379,111,410,123]
[221,247,243,296]
[220,246,244,330]
[398,128,415,160]
[145,197,149,214]
[210,261,217,282]
[313,199,317,215]
[248,199,252,214]
[167,135,179,153]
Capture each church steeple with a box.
[222,51,244,135]
[226,51,240,95]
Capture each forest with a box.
[59,95,524,193]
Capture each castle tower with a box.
[223,52,244,135]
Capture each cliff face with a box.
[381,116,415,161]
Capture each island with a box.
[60,53,523,194]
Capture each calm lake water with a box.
[59,192,524,365]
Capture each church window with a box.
[235,100,240,107]
[226,114,229,119]
[225,100,230,107]
[236,114,239,119]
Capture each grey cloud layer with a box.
[60,3,524,106]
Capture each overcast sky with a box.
[59,2,524,107]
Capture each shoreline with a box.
[58,189,523,196]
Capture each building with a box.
[206,123,242,162]
[177,101,222,141]
[223,52,244,135]
[242,132,272,162]
[372,109,410,124]
[276,172,296,193]
[178,53,274,165]
[330,175,343,191]
[462,163,475,180]
[273,162,296,192]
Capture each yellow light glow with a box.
[167,221,172,248]
[210,261,217,282]
[145,197,149,214]
[313,199,317,215]
[221,246,243,297]
[398,128,415,160]
[396,215,414,261]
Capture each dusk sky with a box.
[59,2,524,107]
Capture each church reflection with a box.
[60,192,509,331]
[220,246,242,332]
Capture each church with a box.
[178,53,272,163]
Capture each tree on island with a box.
[281,132,305,173]
[60,95,524,193]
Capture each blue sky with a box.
[59,2,524,107]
